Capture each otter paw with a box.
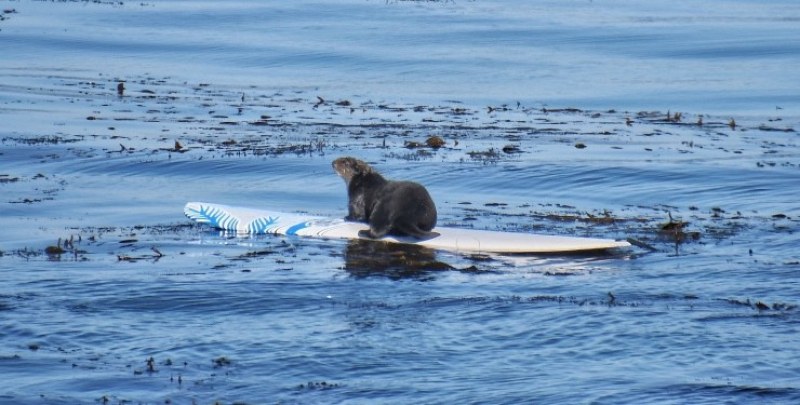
[357,230,375,239]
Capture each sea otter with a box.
[332,157,437,239]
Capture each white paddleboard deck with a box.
[184,202,631,254]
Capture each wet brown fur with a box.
[333,157,437,239]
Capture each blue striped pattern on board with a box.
[185,204,240,231]
[248,216,279,234]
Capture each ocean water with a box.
[1,0,799,404]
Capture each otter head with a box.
[332,157,374,184]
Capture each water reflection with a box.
[343,238,457,280]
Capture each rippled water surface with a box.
[1,1,799,404]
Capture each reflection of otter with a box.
[332,157,437,239]
[344,239,452,280]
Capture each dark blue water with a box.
[1,1,799,404]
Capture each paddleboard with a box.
[184,202,631,254]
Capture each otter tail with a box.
[395,223,438,240]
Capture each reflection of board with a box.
[184,202,631,254]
